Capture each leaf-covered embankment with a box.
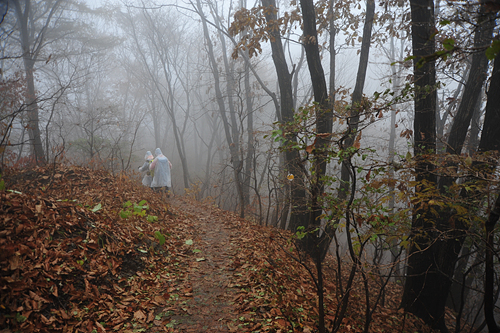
[0,165,436,332]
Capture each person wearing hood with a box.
[138,151,154,186]
[149,148,172,194]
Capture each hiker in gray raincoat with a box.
[149,148,172,194]
[138,151,154,186]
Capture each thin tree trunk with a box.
[338,0,375,200]
[244,48,255,207]
[299,0,331,251]
[261,0,308,232]
[24,61,46,165]
[467,90,483,155]
[12,0,65,166]
[197,0,245,217]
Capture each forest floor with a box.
[0,165,443,332]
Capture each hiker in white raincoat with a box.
[149,148,172,193]
[138,151,154,186]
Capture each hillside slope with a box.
[0,165,436,332]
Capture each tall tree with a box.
[299,0,331,253]
[480,51,500,333]
[8,0,68,165]
[338,0,375,201]
[441,7,495,159]
[195,0,247,217]
[401,2,498,331]
[400,0,440,329]
[298,1,331,330]
[258,0,309,230]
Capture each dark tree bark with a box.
[261,0,308,232]
[401,6,497,332]
[400,0,443,330]
[484,191,500,333]
[442,7,494,158]
[299,0,330,245]
[433,8,495,318]
[299,0,331,331]
[338,0,375,200]
[466,93,483,155]
[328,0,336,109]
[478,58,500,332]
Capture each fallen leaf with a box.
[134,310,147,321]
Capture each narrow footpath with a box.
[167,197,239,332]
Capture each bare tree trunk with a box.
[197,0,245,217]
[388,35,405,280]
[484,191,500,333]
[261,0,308,231]
[299,0,331,250]
[243,48,255,207]
[338,0,375,200]
[13,0,50,165]
[214,9,246,216]
[476,53,500,333]
[24,61,46,165]
[443,7,494,158]
[467,90,483,155]
[299,0,335,330]
[401,0,442,330]
[402,7,496,332]
[328,0,336,108]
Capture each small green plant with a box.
[119,200,157,222]
[16,312,27,323]
[147,215,158,223]
[154,231,166,246]
[166,319,177,328]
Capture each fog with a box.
[0,0,477,219]
[0,0,403,205]
[2,0,500,331]
[0,0,468,218]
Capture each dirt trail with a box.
[168,196,239,332]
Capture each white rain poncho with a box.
[138,151,154,186]
[150,148,172,188]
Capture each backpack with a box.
[147,160,154,178]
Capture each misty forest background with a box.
[1,0,500,332]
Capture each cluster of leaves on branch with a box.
[0,73,27,154]
[229,4,302,59]
[269,94,497,260]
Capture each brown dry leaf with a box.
[147,311,155,323]
[305,143,314,154]
[134,310,146,321]
[8,254,20,270]
[95,321,106,332]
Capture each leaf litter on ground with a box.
[0,165,441,332]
